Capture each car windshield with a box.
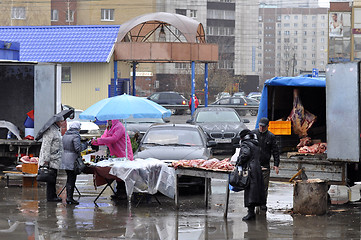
[195,111,241,123]
[143,128,203,146]
[68,110,92,123]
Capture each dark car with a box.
[134,124,212,161]
[210,96,259,116]
[186,107,249,153]
[147,91,188,115]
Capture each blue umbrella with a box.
[79,94,171,121]
[79,94,171,159]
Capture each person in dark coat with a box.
[252,117,280,211]
[237,129,266,221]
[61,121,84,204]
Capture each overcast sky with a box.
[319,0,330,7]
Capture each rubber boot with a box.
[66,184,79,205]
[242,206,256,221]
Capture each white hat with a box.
[69,121,81,130]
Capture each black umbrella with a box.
[35,109,74,141]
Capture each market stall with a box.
[172,159,234,218]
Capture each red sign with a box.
[352,29,361,34]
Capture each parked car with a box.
[209,96,259,116]
[67,109,101,141]
[147,91,187,115]
[247,91,262,98]
[186,107,249,153]
[134,124,213,161]
[134,124,214,190]
[215,92,231,101]
[248,94,261,102]
[232,91,245,97]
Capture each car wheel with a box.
[175,109,185,115]
[238,110,247,116]
[250,110,258,116]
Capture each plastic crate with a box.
[22,163,38,174]
[275,135,300,153]
[268,121,291,135]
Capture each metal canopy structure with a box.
[113,12,218,115]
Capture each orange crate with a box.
[22,163,38,174]
[268,121,291,135]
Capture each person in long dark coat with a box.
[237,129,266,221]
[61,121,83,204]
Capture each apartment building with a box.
[258,5,328,84]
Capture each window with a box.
[294,23,298,27]
[176,9,186,16]
[294,31,298,36]
[175,63,188,69]
[66,10,74,22]
[304,31,307,36]
[294,15,298,20]
[62,66,71,83]
[189,10,197,18]
[101,9,114,21]
[11,7,26,19]
[284,15,290,20]
[284,23,290,27]
[51,9,58,21]
[294,38,298,43]
[284,31,290,35]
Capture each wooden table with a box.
[174,168,231,218]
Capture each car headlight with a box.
[88,130,100,135]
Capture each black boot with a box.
[242,206,256,221]
[47,181,62,202]
[66,184,79,205]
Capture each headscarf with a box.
[69,121,81,130]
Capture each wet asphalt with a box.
[0,114,361,239]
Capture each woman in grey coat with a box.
[38,119,64,202]
[61,121,83,204]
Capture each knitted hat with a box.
[69,121,81,130]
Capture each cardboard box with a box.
[22,163,38,174]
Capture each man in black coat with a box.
[252,117,280,211]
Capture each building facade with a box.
[259,5,328,84]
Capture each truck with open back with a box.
[257,62,361,186]
[0,61,62,166]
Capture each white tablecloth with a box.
[96,158,175,199]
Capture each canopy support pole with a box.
[204,63,208,107]
[114,60,118,96]
[191,61,195,115]
[132,62,137,96]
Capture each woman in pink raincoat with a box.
[92,119,133,160]
[92,119,133,200]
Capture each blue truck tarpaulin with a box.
[255,75,326,129]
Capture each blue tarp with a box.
[255,75,326,128]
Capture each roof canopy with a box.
[0,25,120,63]
[117,12,206,43]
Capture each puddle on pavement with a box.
[1,174,361,239]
